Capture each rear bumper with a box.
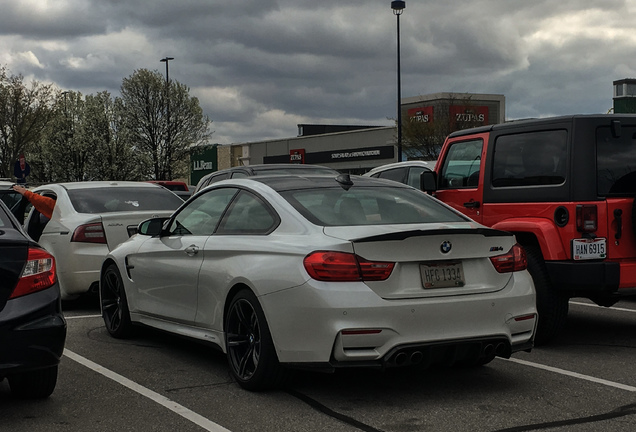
[546,261,620,293]
[0,286,67,377]
[260,271,536,366]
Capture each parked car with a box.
[194,164,340,193]
[10,181,184,300]
[146,180,192,200]
[0,180,23,213]
[100,174,536,391]
[0,199,66,398]
[364,160,436,189]
[419,114,636,344]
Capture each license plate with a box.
[420,262,465,289]
[572,238,606,260]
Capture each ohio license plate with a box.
[572,238,606,260]
[420,262,465,289]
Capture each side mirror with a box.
[420,170,437,194]
[138,217,169,236]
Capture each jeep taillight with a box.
[576,204,597,233]
[10,247,57,299]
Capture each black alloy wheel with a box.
[225,289,284,391]
[100,263,133,339]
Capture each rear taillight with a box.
[303,251,395,282]
[489,244,527,273]
[576,204,597,233]
[10,247,57,299]
[72,222,107,244]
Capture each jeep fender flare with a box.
[491,218,568,261]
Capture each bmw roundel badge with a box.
[440,241,452,254]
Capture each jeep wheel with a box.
[525,246,569,345]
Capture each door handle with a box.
[184,245,199,256]
[463,201,480,209]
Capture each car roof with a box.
[0,181,14,190]
[225,164,338,174]
[37,181,166,191]
[447,114,636,138]
[229,173,413,192]
[365,160,436,176]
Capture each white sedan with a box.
[100,174,537,391]
[14,181,184,300]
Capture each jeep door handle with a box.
[463,201,480,209]
[184,245,200,256]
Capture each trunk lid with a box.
[323,223,517,299]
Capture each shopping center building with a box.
[189,92,505,183]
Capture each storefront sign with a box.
[265,145,394,164]
[407,106,434,123]
[290,149,305,164]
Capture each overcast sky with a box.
[1,0,634,144]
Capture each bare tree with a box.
[119,69,212,180]
[400,94,486,160]
[0,69,55,180]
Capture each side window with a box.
[168,188,238,236]
[406,167,428,188]
[439,139,483,189]
[208,173,230,185]
[376,167,407,184]
[216,190,277,235]
[492,130,567,187]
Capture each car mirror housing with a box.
[420,170,437,194]
[138,217,168,236]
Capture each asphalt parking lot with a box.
[3,297,636,432]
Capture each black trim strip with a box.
[352,227,512,243]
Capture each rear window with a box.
[280,186,467,226]
[68,187,184,213]
[597,125,636,196]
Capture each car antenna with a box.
[336,173,353,191]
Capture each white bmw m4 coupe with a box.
[100,174,536,390]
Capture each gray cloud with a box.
[1,0,635,144]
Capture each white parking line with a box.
[502,356,636,392]
[64,314,102,320]
[63,349,232,432]
[570,301,636,314]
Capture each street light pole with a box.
[160,57,174,179]
[391,1,405,162]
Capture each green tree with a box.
[0,69,55,180]
[119,69,211,180]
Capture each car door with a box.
[130,187,239,323]
[194,189,279,330]
[434,135,486,223]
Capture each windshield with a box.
[68,187,184,213]
[280,186,468,226]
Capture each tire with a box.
[525,246,569,345]
[8,366,58,399]
[225,289,285,391]
[100,263,133,339]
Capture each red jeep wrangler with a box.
[422,114,636,343]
